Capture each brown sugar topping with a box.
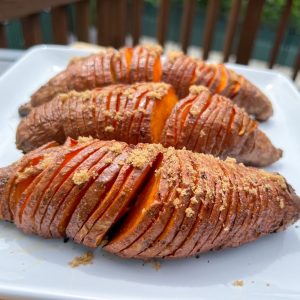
[104,126,115,133]
[173,198,181,209]
[68,252,94,268]
[185,207,195,218]
[126,144,162,169]
[167,51,184,63]
[108,142,124,154]
[146,83,170,100]
[143,44,163,56]
[72,169,90,185]
[59,93,69,102]
[232,280,244,287]
[189,85,210,95]
[77,136,94,144]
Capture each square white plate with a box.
[0,45,299,300]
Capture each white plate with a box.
[0,45,299,300]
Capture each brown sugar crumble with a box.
[232,280,244,287]
[72,169,90,185]
[173,198,181,209]
[68,252,94,268]
[77,136,94,144]
[185,207,194,218]
[189,85,209,95]
[167,51,183,63]
[109,142,124,154]
[59,93,69,102]
[126,144,162,169]
[151,260,161,271]
[105,126,115,133]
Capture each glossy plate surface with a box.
[0,45,299,300]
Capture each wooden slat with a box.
[292,47,300,80]
[75,0,89,42]
[222,0,241,62]
[51,5,69,44]
[156,0,171,46]
[21,13,42,48]
[202,0,220,60]
[97,0,111,46]
[112,0,127,47]
[180,0,196,53]
[132,0,143,45]
[0,0,80,22]
[268,0,292,68]
[0,23,7,48]
[236,0,264,65]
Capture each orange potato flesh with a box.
[216,65,228,93]
[124,48,133,72]
[153,56,162,82]
[107,170,162,253]
[150,88,178,143]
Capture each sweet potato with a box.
[23,45,272,121]
[17,83,280,167]
[0,139,299,259]
[161,86,282,167]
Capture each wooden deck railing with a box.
[0,0,299,80]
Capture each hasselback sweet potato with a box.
[16,83,281,167]
[22,45,272,121]
[0,138,299,259]
[161,86,282,167]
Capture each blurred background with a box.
[0,0,299,86]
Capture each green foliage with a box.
[144,0,300,29]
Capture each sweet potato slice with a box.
[131,151,191,258]
[187,93,218,151]
[82,144,162,248]
[117,148,181,258]
[127,93,149,145]
[94,87,112,140]
[161,96,195,148]
[170,153,214,257]
[104,158,164,254]
[160,151,200,257]
[123,85,149,143]
[167,56,190,92]
[129,47,143,83]
[74,158,132,243]
[198,162,235,254]
[66,143,129,239]
[193,98,222,153]
[177,59,197,98]
[176,88,211,149]
[190,160,226,255]
[10,155,48,223]
[149,85,178,143]
[46,145,117,238]
[221,164,259,249]
[208,64,222,93]
[82,164,155,247]
[20,141,99,235]
[194,63,216,87]
[185,156,220,256]
[217,64,230,95]
[204,102,229,155]
[102,49,115,84]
